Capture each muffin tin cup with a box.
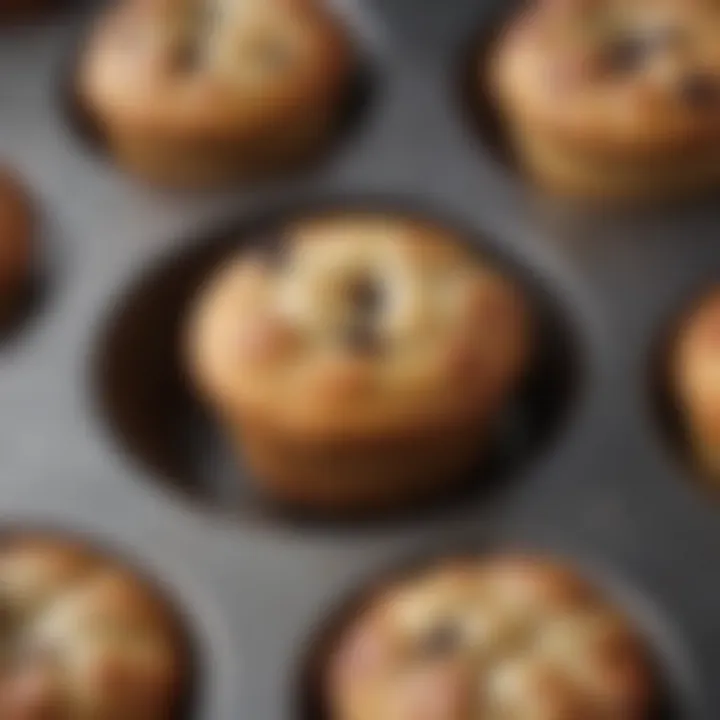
[0,0,719,718]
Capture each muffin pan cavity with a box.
[298,550,697,720]
[471,0,720,200]
[0,528,200,719]
[94,204,580,526]
[61,0,378,187]
[458,3,517,173]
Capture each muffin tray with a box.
[1,0,719,717]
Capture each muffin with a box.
[0,534,187,718]
[489,0,720,199]
[77,0,355,187]
[672,287,720,477]
[0,169,33,326]
[328,555,653,720]
[187,213,532,515]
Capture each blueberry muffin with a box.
[78,0,355,187]
[0,535,187,718]
[0,169,33,326]
[490,0,720,198]
[186,213,532,515]
[672,287,720,477]
[328,556,653,720]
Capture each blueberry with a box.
[679,73,720,109]
[602,36,647,73]
[347,276,384,318]
[601,26,680,75]
[418,621,463,657]
[340,276,385,354]
[173,43,201,72]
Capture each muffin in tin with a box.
[489,0,720,199]
[672,287,720,478]
[0,534,187,718]
[186,213,532,516]
[328,555,653,720]
[77,0,355,187]
[0,169,33,327]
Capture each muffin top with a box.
[79,0,353,136]
[673,287,720,410]
[0,536,186,719]
[188,214,531,439]
[328,556,652,720]
[491,0,720,156]
[0,170,32,307]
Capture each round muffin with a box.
[77,0,355,187]
[328,555,653,720]
[186,213,532,515]
[672,287,720,478]
[0,535,187,718]
[489,0,720,199]
[0,169,33,326]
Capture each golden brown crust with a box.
[672,287,720,478]
[0,170,33,324]
[77,0,355,186]
[186,213,532,513]
[328,556,653,720]
[490,0,720,197]
[0,535,186,719]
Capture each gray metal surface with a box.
[0,0,718,718]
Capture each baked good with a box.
[489,0,720,199]
[328,555,653,720]
[77,0,355,187]
[0,169,33,326]
[672,287,720,477]
[0,534,186,718]
[186,213,532,515]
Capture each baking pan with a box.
[0,0,718,718]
